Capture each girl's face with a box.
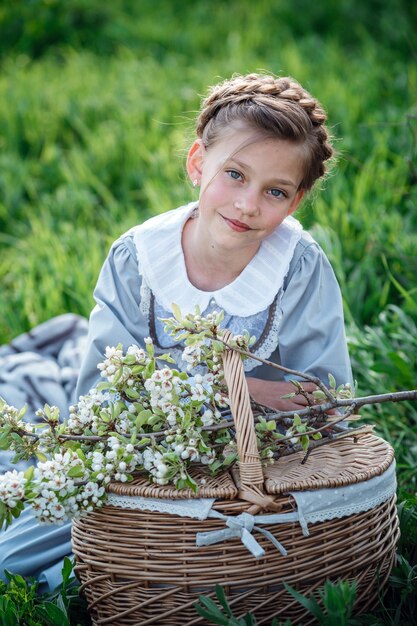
[186,126,305,257]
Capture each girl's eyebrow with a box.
[228,157,298,188]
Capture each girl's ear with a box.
[287,189,305,215]
[186,139,204,184]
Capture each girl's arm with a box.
[246,378,321,411]
[246,242,352,411]
[75,233,146,397]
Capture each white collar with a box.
[133,202,303,317]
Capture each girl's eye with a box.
[269,188,286,199]
[227,170,242,181]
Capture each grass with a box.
[0,0,416,623]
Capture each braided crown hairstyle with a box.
[196,73,334,191]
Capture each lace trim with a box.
[300,482,396,525]
[243,294,283,372]
[290,460,397,529]
[106,494,215,520]
[106,464,396,529]
[139,279,151,321]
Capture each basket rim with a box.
[107,431,395,499]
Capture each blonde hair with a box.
[196,73,334,190]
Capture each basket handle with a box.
[222,330,276,508]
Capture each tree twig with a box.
[220,338,335,402]
[273,425,374,459]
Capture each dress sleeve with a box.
[75,234,148,397]
[254,242,353,387]
[278,242,353,386]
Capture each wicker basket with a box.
[72,336,399,625]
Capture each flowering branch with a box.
[1,306,416,530]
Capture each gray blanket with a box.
[0,314,88,472]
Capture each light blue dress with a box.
[0,206,352,592]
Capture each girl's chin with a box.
[210,233,261,256]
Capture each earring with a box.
[193,179,199,188]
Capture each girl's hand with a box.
[246,377,322,412]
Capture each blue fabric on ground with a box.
[0,506,73,593]
[0,314,85,590]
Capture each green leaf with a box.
[194,596,232,625]
[157,353,176,363]
[61,556,74,585]
[11,502,25,518]
[185,473,198,492]
[284,583,325,620]
[223,453,237,466]
[137,437,151,446]
[215,585,234,617]
[211,340,224,353]
[10,432,24,445]
[328,373,337,389]
[4,570,28,588]
[66,465,85,478]
[125,387,140,399]
[75,448,86,462]
[0,433,11,449]
[0,597,19,626]
[208,460,222,473]
[135,410,151,429]
[171,302,182,321]
[144,360,155,378]
[35,601,71,625]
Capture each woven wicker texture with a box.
[264,431,395,493]
[107,464,238,500]
[73,340,399,624]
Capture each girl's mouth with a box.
[223,216,252,232]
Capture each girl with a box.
[76,72,352,407]
[0,72,352,590]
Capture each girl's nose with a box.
[234,190,259,216]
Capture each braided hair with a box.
[196,73,333,191]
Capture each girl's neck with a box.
[181,215,258,291]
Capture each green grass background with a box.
[0,0,416,508]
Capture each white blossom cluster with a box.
[97,344,151,385]
[0,401,34,435]
[30,450,105,525]
[88,436,142,484]
[182,344,224,380]
[142,448,174,485]
[97,345,125,383]
[0,402,24,425]
[144,367,185,415]
[0,469,27,509]
[142,442,216,487]
[143,420,218,486]
[67,388,108,434]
